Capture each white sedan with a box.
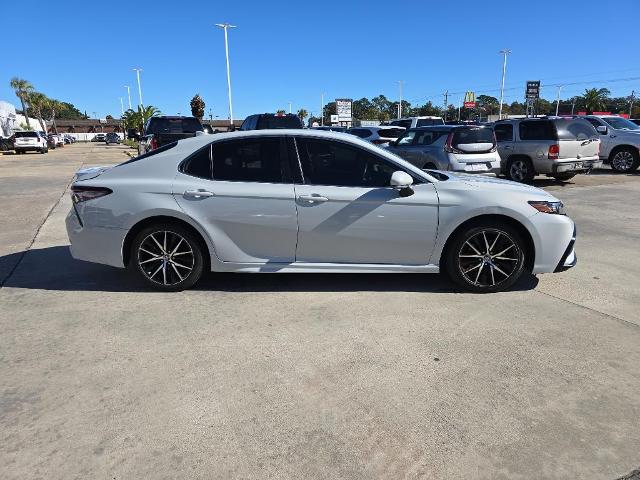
[66,130,576,293]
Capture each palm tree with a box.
[581,88,610,113]
[27,92,48,133]
[122,105,161,133]
[10,77,34,128]
[297,108,308,123]
[276,109,286,115]
[48,98,65,133]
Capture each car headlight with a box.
[528,200,565,215]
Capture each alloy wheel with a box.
[612,151,634,172]
[137,231,194,286]
[457,229,521,288]
[509,160,528,182]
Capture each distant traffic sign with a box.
[526,81,540,99]
[463,91,476,109]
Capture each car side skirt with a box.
[214,262,440,274]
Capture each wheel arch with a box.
[439,214,535,273]
[608,144,639,161]
[122,215,212,269]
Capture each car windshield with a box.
[147,118,203,134]
[601,117,640,130]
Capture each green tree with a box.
[581,88,610,113]
[10,77,34,128]
[322,102,336,125]
[297,108,308,122]
[276,109,286,115]
[122,105,161,133]
[477,95,499,116]
[190,94,205,119]
[27,92,48,132]
[48,98,66,133]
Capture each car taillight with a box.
[150,137,158,150]
[71,185,112,203]
[372,139,388,145]
[548,144,560,160]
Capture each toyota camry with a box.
[66,130,576,293]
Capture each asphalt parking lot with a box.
[1,143,639,479]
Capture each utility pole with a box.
[555,85,564,116]
[320,92,324,126]
[498,49,511,119]
[132,68,143,107]
[398,80,404,119]
[124,85,132,110]
[630,90,636,117]
[571,97,576,115]
[458,97,462,121]
[443,90,449,121]
[288,102,292,114]
[120,97,124,115]
[216,23,236,126]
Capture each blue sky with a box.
[3,0,639,119]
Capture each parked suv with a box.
[138,116,204,155]
[494,118,601,182]
[387,125,500,174]
[389,116,444,129]
[14,131,48,154]
[347,126,406,145]
[240,113,303,130]
[105,132,121,145]
[581,115,640,173]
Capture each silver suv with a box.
[387,125,500,174]
[494,118,601,182]
[582,115,640,173]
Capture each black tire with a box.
[506,157,535,183]
[444,222,526,293]
[609,147,640,173]
[423,162,437,170]
[129,224,205,291]
[552,172,576,181]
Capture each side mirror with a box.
[390,171,414,193]
[596,125,608,135]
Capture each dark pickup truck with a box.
[138,116,204,155]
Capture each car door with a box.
[292,137,439,265]
[585,117,612,158]
[494,123,514,167]
[172,136,298,263]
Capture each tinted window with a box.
[494,123,513,142]
[519,121,556,141]
[555,120,598,141]
[585,118,602,129]
[377,128,405,138]
[391,120,412,129]
[297,138,396,187]
[452,127,495,146]
[416,118,444,127]
[256,115,303,129]
[396,130,417,145]
[147,117,203,134]
[212,138,285,183]
[181,146,212,179]
[118,142,178,166]
[348,129,372,138]
[601,117,640,130]
[415,130,444,145]
[15,131,38,138]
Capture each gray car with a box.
[387,125,501,174]
[582,115,640,173]
[494,118,601,182]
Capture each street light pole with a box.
[398,80,404,119]
[498,49,511,120]
[320,92,324,126]
[289,102,292,114]
[120,97,124,115]
[216,23,236,126]
[630,90,636,117]
[555,85,564,116]
[124,85,132,110]
[132,68,143,107]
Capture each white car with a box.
[582,115,640,172]
[66,130,576,293]
[347,126,406,146]
[389,116,444,129]
[13,131,48,154]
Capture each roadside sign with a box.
[330,114,339,124]
[336,99,352,121]
[463,91,476,109]
[526,81,540,99]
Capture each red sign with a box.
[464,101,476,109]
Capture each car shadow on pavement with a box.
[0,246,539,294]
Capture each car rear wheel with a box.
[506,157,535,183]
[130,224,205,291]
[444,222,526,293]
[610,147,640,173]
[552,172,576,181]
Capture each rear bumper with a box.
[15,145,42,151]
[448,153,501,174]
[552,158,602,174]
[65,209,126,268]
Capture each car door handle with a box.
[298,194,329,203]
[184,189,215,198]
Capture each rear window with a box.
[118,141,178,166]
[348,129,372,138]
[555,120,598,141]
[416,118,444,127]
[519,121,556,141]
[256,115,303,129]
[15,131,38,138]
[391,120,412,129]
[146,117,203,134]
[377,128,405,139]
[452,127,495,146]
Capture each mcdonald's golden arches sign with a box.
[463,91,476,109]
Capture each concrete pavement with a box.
[1,143,639,479]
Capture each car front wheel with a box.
[445,222,526,293]
[129,225,205,291]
